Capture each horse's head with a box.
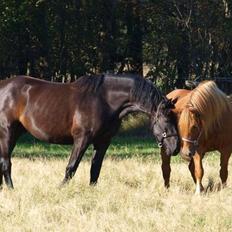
[152,98,180,156]
[178,105,203,161]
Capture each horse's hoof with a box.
[58,179,69,189]
[6,184,14,190]
[213,182,222,192]
[194,182,204,195]
[89,181,97,186]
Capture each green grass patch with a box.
[14,134,161,160]
[13,133,220,164]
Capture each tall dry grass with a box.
[0,155,231,232]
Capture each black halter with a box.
[152,101,179,148]
[156,131,179,148]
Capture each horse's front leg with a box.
[61,133,90,186]
[161,147,171,188]
[0,159,3,189]
[90,139,111,185]
[188,158,196,184]
[219,150,231,187]
[193,152,204,194]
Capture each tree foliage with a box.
[0,0,231,91]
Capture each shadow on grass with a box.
[13,134,164,161]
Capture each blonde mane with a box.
[180,81,232,137]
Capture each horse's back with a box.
[166,89,191,100]
[0,75,74,114]
[0,76,78,143]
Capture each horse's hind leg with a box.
[161,148,171,188]
[219,151,231,187]
[0,122,25,189]
[0,137,14,189]
[2,156,13,188]
[90,140,111,185]
[61,134,90,186]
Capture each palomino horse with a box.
[186,77,232,95]
[176,81,232,194]
[0,74,179,189]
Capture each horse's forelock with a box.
[179,107,193,135]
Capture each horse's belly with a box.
[19,114,73,144]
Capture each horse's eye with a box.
[195,112,201,118]
[192,125,198,130]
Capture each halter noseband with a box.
[157,131,179,148]
[182,129,202,148]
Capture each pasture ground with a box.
[0,134,231,232]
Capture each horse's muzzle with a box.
[180,151,192,161]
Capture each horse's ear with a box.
[187,104,200,118]
[159,98,176,113]
[171,97,178,105]
[166,98,176,109]
[186,103,195,112]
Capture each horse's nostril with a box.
[189,151,194,156]
[172,149,179,156]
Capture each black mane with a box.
[75,74,104,93]
[130,76,163,112]
[75,74,164,112]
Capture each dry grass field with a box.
[0,137,231,232]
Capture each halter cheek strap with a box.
[153,103,178,148]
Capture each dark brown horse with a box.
[0,74,179,189]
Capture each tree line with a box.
[0,0,231,91]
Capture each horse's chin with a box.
[180,153,192,162]
[171,149,179,156]
[163,147,176,156]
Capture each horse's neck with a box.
[201,106,232,149]
[173,94,191,114]
[104,77,154,118]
